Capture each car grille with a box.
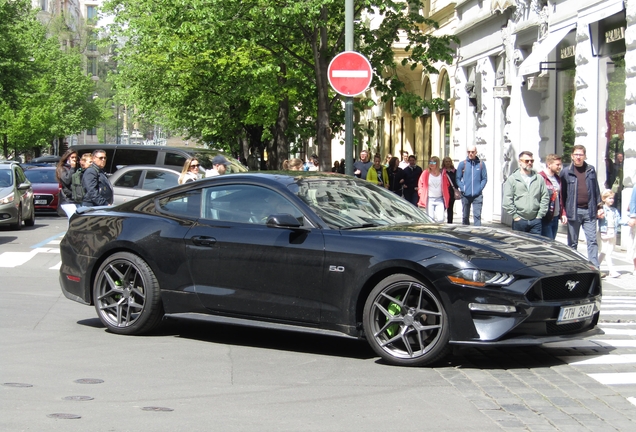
[526,273,599,302]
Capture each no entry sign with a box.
[328,51,373,97]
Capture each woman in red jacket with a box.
[417,156,450,223]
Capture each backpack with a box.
[71,169,85,203]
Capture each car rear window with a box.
[113,149,157,170]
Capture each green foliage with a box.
[102,0,455,166]
[0,0,103,158]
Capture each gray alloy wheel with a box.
[10,206,22,230]
[363,274,450,366]
[93,252,163,335]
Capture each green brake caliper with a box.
[114,279,122,300]
[386,295,402,337]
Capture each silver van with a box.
[69,144,247,175]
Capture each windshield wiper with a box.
[340,223,381,230]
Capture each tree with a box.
[102,0,455,169]
[0,1,102,159]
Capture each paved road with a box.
[1,216,636,431]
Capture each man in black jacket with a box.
[560,145,602,268]
[81,150,114,207]
[402,155,423,205]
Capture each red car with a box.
[23,167,61,212]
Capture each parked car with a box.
[69,144,247,176]
[29,155,61,165]
[23,166,61,212]
[59,173,601,367]
[109,165,180,205]
[0,161,35,230]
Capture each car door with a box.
[185,183,325,323]
[111,169,143,205]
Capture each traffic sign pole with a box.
[345,0,354,176]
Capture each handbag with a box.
[611,177,621,194]
[454,188,461,200]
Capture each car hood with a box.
[32,183,60,194]
[362,224,592,269]
[0,186,14,198]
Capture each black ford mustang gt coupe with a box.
[59,172,602,366]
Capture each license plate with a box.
[35,200,47,205]
[557,304,594,324]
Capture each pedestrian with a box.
[538,153,567,239]
[598,190,621,278]
[399,151,410,169]
[387,156,405,196]
[70,153,93,204]
[353,149,373,179]
[55,149,78,216]
[417,156,450,223]
[627,186,636,275]
[179,157,201,184]
[456,145,488,226]
[560,144,603,268]
[308,154,319,171]
[442,156,459,223]
[366,154,389,188]
[81,150,113,207]
[283,158,304,171]
[206,155,231,177]
[402,155,423,205]
[384,154,392,167]
[332,160,340,172]
[502,151,549,235]
[338,158,345,174]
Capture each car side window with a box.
[202,184,303,225]
[164,152,188,169]
[142,170,179,191]
[158,189,202,218]
[114,170,143,188]
[112,149,157,172]
[15,167,27,185]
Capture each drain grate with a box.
[141,406,174,412]
[47,413,81,419]
[74,378,104,384]
[63,396,94,401]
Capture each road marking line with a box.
[596,328,636,335]
[558,354,636,365]
[50,261,61,270]
[588,372,636,385]
[629,397,636,407]
[600,310,636,315]
[30,232,65,249]
[0,251,38,267]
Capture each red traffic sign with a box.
[328,51,373,97]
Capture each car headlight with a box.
[447,269,514,287]
[0,192,15,205]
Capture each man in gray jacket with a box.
[502,151,549,235]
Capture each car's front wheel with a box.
[24,203,35,227]
[363,274,450,366]
[93,252,164,335]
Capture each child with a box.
[598,189,621,278]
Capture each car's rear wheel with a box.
[10,206,22,230]
[363,274,450,366]
[24,203,35,227]
[93,252,163,335]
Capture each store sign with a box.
[560,45,576,59]
[606,27,625,44]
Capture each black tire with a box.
[93,252,164,335]
[10,206,22,230]
[24,203,35,227]
[363,274,450,366]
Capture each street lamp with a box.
[115,104,120,145]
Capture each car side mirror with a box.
[266,213,305,229]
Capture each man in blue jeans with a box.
[457,145,488,225]
[560,145,602,268]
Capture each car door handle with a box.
[191,236,217,247]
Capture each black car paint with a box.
[60,173,601,348]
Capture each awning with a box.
[518,26,575,76]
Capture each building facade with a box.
[361,0,634,228]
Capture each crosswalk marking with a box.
[558,354,636,365]
[588,373,636,385]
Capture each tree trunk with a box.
[272,63,289,170]
[314,6,332,172]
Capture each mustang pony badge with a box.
[565,280,580,291]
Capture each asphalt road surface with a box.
[1,215,636,431]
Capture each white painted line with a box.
[588,372,636,385]
[593,340,636,348]
[32,247,60,254]
[544,339,636,349]
[49,261,61,270]
[629,397,636,407]
[600,322,636,326]
[332,70,369,78]
[0,251,38,267]
[600,310,636,315]
[558,354,636,365]
[48,240,61,245]
[597,328,636,336]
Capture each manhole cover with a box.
[63,396,94,401]
[47,413,81,419]
[2,383,33,388]
[74,378,104,384]
[141,406,174,412]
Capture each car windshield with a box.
[24,170,56,184]
[288,177,434,229]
